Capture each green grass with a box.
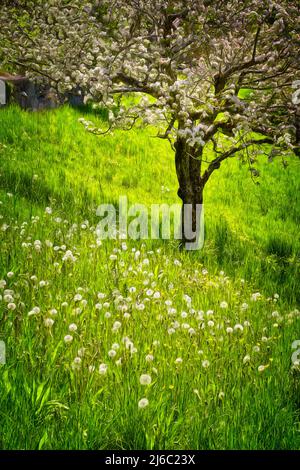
[0,105,299,449]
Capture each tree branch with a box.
[201,138,273,185]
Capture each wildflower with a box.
[218,391,225,400]
[44,318,54,328]
[88,365,95,373]
[140,374,152,385]
[181,311,188,318]
[206,310,214,316]
[7,302,16,310]
[64,335,73,343]
[136,303,145,311]
[125,340,134,351]
[188,328,196,335]
[251,292,261,301]
[39,280,47,287]
[45,207,52,214]
[74,294,82,302]
[207,320,214,328]
[28,306,41,316]
[253,345,260,352]
[202,360,210,368]
[153,340,160,347]
[78,348,86,357]
[153,291,161,299]
[69,323,77,332]
[129,287,136,293]
[49,308,58,316]
[104,312,111,319]
[34,240,42,252]
[116,359,122,366]
[168,308,177,315]
[108,349,117,358]
[241,303,249,310]
[183,294,192,304]
[73,357,82,365]
[168,328,175,335]
[226,327,233,334]
[113,321,121,330]
[62,250,77,262]
[234,324,244,332]
[175,357,183,364]
[109,254,117,261]
[0,280,7,289]
[243,355,251,364]
[97,292,106,299]
[261,336,268,342]
[99,363,108,375]
[145,354,154,362]
[138,398,149,409]
[95,303,102,310]
[7,272,14,278]
[258,365,269,373]
[220,301,228,309]
[244,320,251,327]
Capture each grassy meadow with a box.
[0,105,299,449]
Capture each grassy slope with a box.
[0,105,299,449]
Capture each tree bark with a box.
[175,137,204,250]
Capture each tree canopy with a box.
[1,0,299,245]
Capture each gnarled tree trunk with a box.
[175,137,204,250]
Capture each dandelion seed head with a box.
[243,355,251,364]
[145,354,154,362]
[44,318,54,327]
[7,302,16,310]
[99,363,108,375]
[140,374,152,385]
[138,398,149,409]
[64,335,73,344]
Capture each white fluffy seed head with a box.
[138,398,149,409]
[139,374,152,385]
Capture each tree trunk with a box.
[175,137,204,250]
